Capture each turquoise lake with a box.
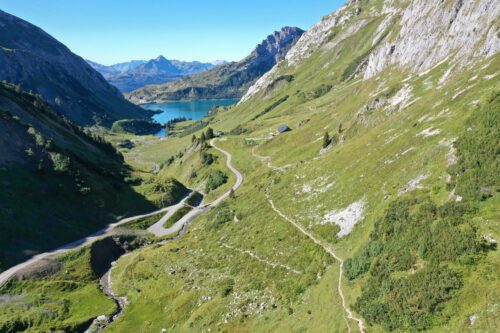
[142,99,239,137]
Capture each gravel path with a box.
[265,183,366,333]
[252,145,366,333]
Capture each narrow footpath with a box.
[253,145,366,333]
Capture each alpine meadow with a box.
[0,1,499,333]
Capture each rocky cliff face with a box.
[126,26,304,104]
[241,0,500,102]
[364,0,500,79]
[0,10,150,126]
[89,56,215,92]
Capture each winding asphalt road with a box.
[0,138,243,288]
[147,138,244,237]
[0,205,183,288]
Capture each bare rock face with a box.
[285,1,359,67]
[364,0,500,79]
[0,10,149,126]
[241,0,500,102]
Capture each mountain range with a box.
[88,57,220,92]
[0,10,149,126]
[86,59,147,77]
[126,26,305,104]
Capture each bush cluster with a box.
[346,94,499,330]
[205,170,228,193]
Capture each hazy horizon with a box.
[1,0,344,65]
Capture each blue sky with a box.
[0,0,344,65]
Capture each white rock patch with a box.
[399,174,429,195]
[300,176,336,197]
[322,200,365,238]
[386,84,414,112]
[418,127,441,138]
[483,72,499,80]
[439,138,458,167]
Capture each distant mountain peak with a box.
[89,56,215,92]
[252,26,305,62]
[154,55,168,62]
[126,26,305,103]
[210,60,228,66]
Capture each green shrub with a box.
[299,84,333,100]
[349,193,485,330]
[344,241,382,280]
[186,191,203,207]
[355,264,462,331]
[448,92,499,201]
[229,125,248,135]
[205,170,228,193]
[251,95,289,120]
[322,132,331,148]
[201,152,215,166]
[217,278,235,297]
[206,127,214,139]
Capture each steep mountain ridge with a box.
[90,56,215,92]
[0,82,155,271]
[243,0,500,102]
[0,10,150,126]
[126,26,305,103]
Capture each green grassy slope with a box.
[0,247,117,333]
[100,2,499,330]
[1,0,498,332]
[0,82,162,271]
[104,57,499,332]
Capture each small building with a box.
[277,125,290,134]
[216,130,225,136]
